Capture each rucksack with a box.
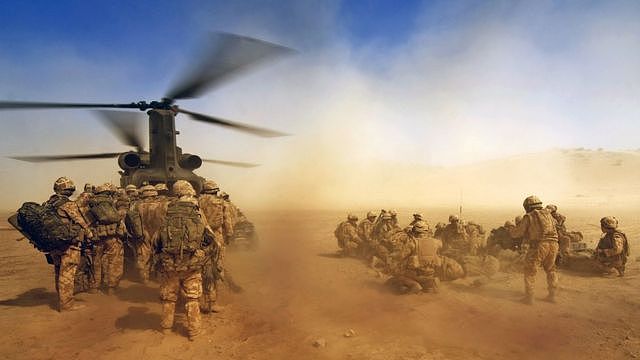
[159,200,206,255]
[88,194,120,225]
[17,199,79,252]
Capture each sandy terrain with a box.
[0,208,638,359]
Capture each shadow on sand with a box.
[0,287,57,310]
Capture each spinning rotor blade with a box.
[177,107,288,138]
[0,101,140,110]
[166,32,295,100]
[8,153,121,162]
[202,158,260,168]
[94,110,146,151]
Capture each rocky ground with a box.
[1,208,639,359]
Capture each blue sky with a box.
[0,0,638,208]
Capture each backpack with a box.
[159,200,206,255]
[17,199,79,252]
[88,194,120,225]
[125,202,144,239]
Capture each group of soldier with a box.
[39,176,244,340]
[335,196,630,304]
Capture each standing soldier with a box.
[219,192,239,244]
[126,185,168,284]
[197,179,230,313]
[155,183,170,201]
[125,184,139,202]
[595,216,629,277]
[46,177,94,311]
[76,183,94,223]
[156,180,213,340]
[89,183,124,295]
[510,195,559,305]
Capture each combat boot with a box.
[544,289,556,303]
[520,294,534,305]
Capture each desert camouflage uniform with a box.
[357,214,376,256]
[90,189,124,293]
[127,189,168,283]
[198,191,231,312]
[45,192,93,311]
[595,223,628,276]
[335,217,361,256]
[442,216,473,258]
[510,204,559,302]
[157,181,210,339]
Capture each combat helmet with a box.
[53,177,75,194]
[83,183,94,193]
[172,180,196,197]
[155,183,169,193]
[504,220,515,227]
[347,214,358,222]
[139,184,157,198]
[448,214,459,223]
[125,184,137,194]
[545,204,558,213]
[202,179,219,194]
[94,183,112,194]
[522,195,543,211]
[366,211,377,219]
[413,213,423,220]
[600,216,618,230]
[412,220,429,234]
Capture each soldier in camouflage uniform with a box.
[155,183,170,201]
[387,222,465,294]
[510,196,559,305]
[357,211,377,257]
[157,180,214,340]
[595,216,629,277]
[197,179,231,313]
[46,177,94,311]
[125,184,139,202]
[89,183,125,295]
[335,214,361,257]
[442,215,473,258]
[126,185,168,284]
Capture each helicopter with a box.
[0,33,293,193]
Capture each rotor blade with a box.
[166,32,295,100]
[202,159,260,168]
[177,108,288,138]
[8,153,121,162]
[93,110,145,151]
[0,101,140,110]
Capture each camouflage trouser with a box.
[159,269,203,337]
[52,246,81,311]
[342,239,360,257]
[91,236,124,290]
[134,238,153,283]
[596,255,626,275]
[524,241,559,296]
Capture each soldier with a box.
[89,183,124,295]
[156,180,213,340]
[546,204,571,263]
[46,177,93,311]
[197,179,231,313]
[334,214,361,257]
[442,215,472,257]
[219,192,241,243]
[357,211,377,255]
[595,216,629,277]
[433,222,446,239]
[76,183,95,225]
[125,184,139,202]
[126,185,168,284]
[465,221,486,251]
[155,183,170,201]
[388,222,465,294]
[510,195,559,305]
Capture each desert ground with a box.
[0,207,638,360]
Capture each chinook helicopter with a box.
[0,33,293,193]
